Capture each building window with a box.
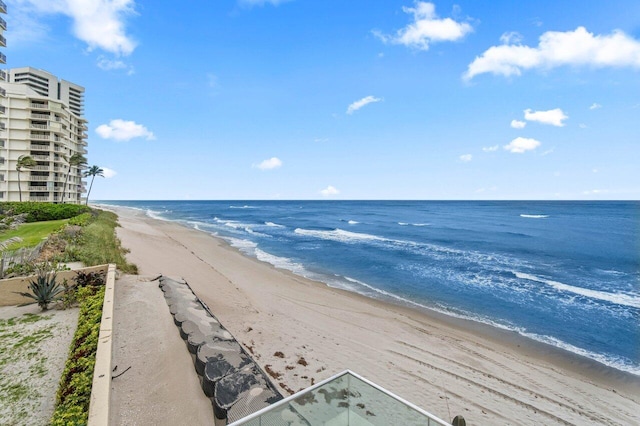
[0,174,4,181]
[0,192,4,199]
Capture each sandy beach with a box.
[107,205,640,425]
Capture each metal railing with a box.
[0,52,6,64]
[31,123,48,130]
[0,16,6,30]
[30,133,51,140]
[30,103,48,109]
[30,144,50,150]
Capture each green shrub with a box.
[51,286,105,426]
[68,213,92,227]
[75,270,106,288]
[0,202,90,223]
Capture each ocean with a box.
[98,200,639,376]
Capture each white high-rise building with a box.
[0,67,88,203]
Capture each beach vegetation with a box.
[52,285,104,426]
[60,210,137,273]
[14,265,63,311]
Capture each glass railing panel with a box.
[230,371,450,426]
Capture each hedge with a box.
[0,202,91,223]
[51,286,105,425]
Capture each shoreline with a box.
[98,203,639,384]
[102,203,640,425]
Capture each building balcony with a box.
[0,34,5,47]
[30,143,50,150]
[32,154,50,160]
[31,113,51,120]
[31,123,49,130]
[0,70,6,81]
[0,52,5,65]
[30,102,49,110]
[0,122,5,130]
[0,1,6,14]
[29,176,50,182]
[0,16,6,30]
[30,133,52,141]
[30,196,52,202]
[28,186,50,192]
[0,87,5,97]
[33,165,51,171]
[0,105,5,115]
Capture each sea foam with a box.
[515,272,640,308]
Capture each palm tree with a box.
[83,165,104,205]
[60,153,87,203]
[16,155,37,202]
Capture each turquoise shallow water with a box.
[99,200,640,375]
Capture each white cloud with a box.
[320,185,340,197]
[590,103,602,110]
[504,137,541,153]
[254,157,283,170]
[101,167,117,178]
[459,154,472,162]
[579,123,588,128]
[97,56,134,74]
[347,96,382,114]
[482,145,499,152]
[500,31,523,45]
[540,148,555,156]
[314,138,329,143]
[95,119,155,141]
[510,119,526,129]
[15,0,137,56]
[374,1,473,50]
[583,189,608,195]
[464,26,640,80]
[524,108,568,127]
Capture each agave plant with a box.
[15,268,63,311]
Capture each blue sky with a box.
[6,0,640,200]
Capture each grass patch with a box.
[0,219,69,250]
[67,210,137,273]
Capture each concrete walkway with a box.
[108,275,215,425]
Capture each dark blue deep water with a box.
[99,200,640,375]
